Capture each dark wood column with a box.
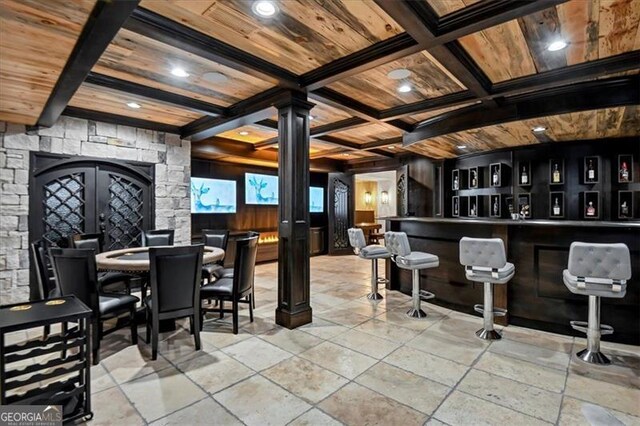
[275,91,314,328]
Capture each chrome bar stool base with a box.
[576,348,611,365]
[367,292,384,301]
[406,308,427,318]
[476,328,501,340]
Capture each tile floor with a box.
[6,255,640,425]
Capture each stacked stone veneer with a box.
[0,116,191,304]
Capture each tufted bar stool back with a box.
[347,228,391,300]
[385,231,439,318]
[459,237,515,340]
[564,242,631,364]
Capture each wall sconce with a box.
[364,191,372,205]
[380,191,389,204]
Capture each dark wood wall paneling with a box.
[190,159,328,236]
[442,138,640,221]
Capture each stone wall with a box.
[0,116,191,304]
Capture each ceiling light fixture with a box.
[532,126,546,133]
[202,71,228,83]
[239,131,250,136]
[398,84,412,93]
[457,145,467,149]
[171,67,189,78]
[309,115,315,120]
[547,40,567,51]
[387,68,411,80]
[252,0,277,17]
[126,102,141,109]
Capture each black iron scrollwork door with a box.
[327,172,354,255]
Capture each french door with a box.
[327,172,354,255]
[30,154,154,251]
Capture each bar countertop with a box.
[384,216,640,228]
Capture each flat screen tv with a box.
[245,173,278,205]
[190,177,237,213]
[310,186,324,213]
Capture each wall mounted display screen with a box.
[310,186,324,213]
[191,177,237,214]
[245,173,279,205]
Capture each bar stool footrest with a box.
[377,277,389,285]
[418,290,435,300]
[570,321,614,335]
[474,304,507,317]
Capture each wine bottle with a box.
[621,201,629,217]
[521,166,528,185]
[454,200,459,215]
[553,198,560,216]
[586,201,595,217]
[453,175,459,190]
[620,162,629,182]
[587,160,595,181]
[492,167,499,185]
[493,198,499,216]
[470,203,476,216]
[552,163,560,183]
[471,170,477,187]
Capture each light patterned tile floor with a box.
[7,255,638,425]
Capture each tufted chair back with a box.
[568,242,631,281]
[459,237,507,269]
[347,228,366,250]
[384,231,412,257]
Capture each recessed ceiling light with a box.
[398,84,412,93]
[532,126,546,133]
[309,115,315,120]
[171,67,189,78]
[457,145,467,149]
[202,71,228,83]
[252,0,277,17]
[342,153,350,157]
[547,40,567,51]
[388,146,395,149]
[239,131,250,136]
[126,102,141,109]
[387,68,411,80]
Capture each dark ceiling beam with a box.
[86,72,227,117]
[301,34,421,90]
[309,88,413,132]
[360,137,403,150]
[37,0,140,127]
[191,138,341,172]
[309,147,349,159]
[181,88,289,141]
[404,76,640,146]
[124,7,299,89]
[254,117,369,150]
[379,91,477,120]
[62,106,180,134]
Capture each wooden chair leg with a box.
[151,320,159,361]
[219,300,224,319]
[232,300,239,335]
[249,294,254,323]
[130,307,138,345]
[145,310,151,343]
[192,315,201,351]
[91,319,100,365]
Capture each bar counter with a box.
[385,217,640,344]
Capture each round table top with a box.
[95,246,224,272]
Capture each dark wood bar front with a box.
[386,217,640,345]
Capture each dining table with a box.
[95,245,225,331]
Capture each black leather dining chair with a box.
[142,229,175,247]
[145,245,203,360]
[69,233,138,294]
[201,229,229,283]
[200,234,258,334]
[30,240,60,339]
[49,248,139,365]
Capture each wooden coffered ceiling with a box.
[0,0,638,169]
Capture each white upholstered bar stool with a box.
[564,242,631,365]
[385,231,439,318]
[459,237,514,340]
[348,228,391,300]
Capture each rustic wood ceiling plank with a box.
[518,7,568,72]
[557,0,600,65]
[426,0,481,17]
[37,0,140,127]
[599,0,640,58]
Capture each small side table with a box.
[0,296,93,423]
